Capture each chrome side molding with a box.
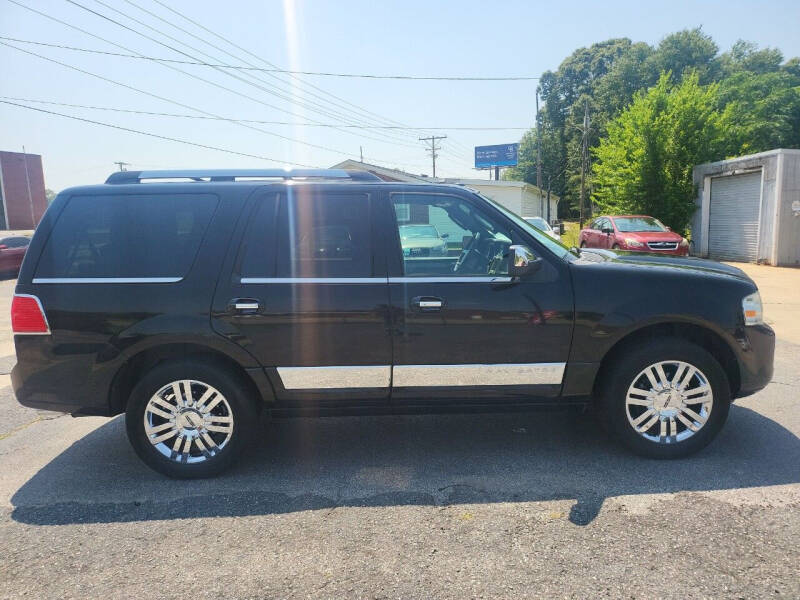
[392,363,565,387]
[275,363,566,389]
[277,365,391,389]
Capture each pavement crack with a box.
[0,413,67,441]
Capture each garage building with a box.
[692,149,800,266]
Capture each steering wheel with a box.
[453,247,488,274]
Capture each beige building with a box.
[331,160,559,223]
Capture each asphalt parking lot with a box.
[0,266,798,599]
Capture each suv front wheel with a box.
[600,338,731,458]
[125,359,258,478]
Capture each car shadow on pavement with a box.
[10,405,800,527]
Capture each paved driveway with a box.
[0,271,798,599]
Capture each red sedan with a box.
[579,215,689,256]
[0,236,30,277]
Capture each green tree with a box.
[719,40,783,76]
[591,73,727,232]
[646,28,719,83]
[719,71,800,154]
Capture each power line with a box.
[5,0,476,172]
[0,96,531,130]
[4,1,477,168]
[0,39,374,158]
[0,99,319,167]
[0,35,538,80]
[118,0,441,149]
[142,0,476,167]
[5,1,426,154]
[108,0,478,169]
[90,0,429,151]
[63,0,419,150]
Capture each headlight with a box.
[742,291,763,326]
[624,238,644,248]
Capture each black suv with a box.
[11,169,775,478]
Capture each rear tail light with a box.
[11,294,50,334]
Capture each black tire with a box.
[599,338,731,459]
[125,359,259,478]
[612,243,620,250]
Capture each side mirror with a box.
[440,233,449,239]
[665,226,672,231]
[509,245,542,278]
[602,227,614,235]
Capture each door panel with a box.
[385,191,574,401]
[212,188,392,404]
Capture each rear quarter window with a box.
[35,193,218,279]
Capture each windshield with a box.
[399,225,438,238]
[474,192,573,261]
[614,217,667,232]
[524,217,551,231]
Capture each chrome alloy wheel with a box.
[625,360,713,444]
[143,380,234,464]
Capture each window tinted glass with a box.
[614,217,666,232]
[276,192,371,278]
[239,194,278,276]
[36,194,217,278]
[391,193,515,277]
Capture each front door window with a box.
[390,193,514,277]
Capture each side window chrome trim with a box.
[239,277,513,284]
[32,277,183,284]
[388,276,512,283]
[241,277,387,284]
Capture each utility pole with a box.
[359,146,363,163]
[114,161,130,172]
[579,101,590,229]
[419,135,446,179]
[536,88,544,219]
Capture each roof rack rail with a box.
[105,168,382,184]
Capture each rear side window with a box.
[35,194,217,279]
[276,192,372,278]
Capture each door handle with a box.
[411,296,444,312]
[230,298,262,314]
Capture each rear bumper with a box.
[11,335,119,416]
[734,323,775,398]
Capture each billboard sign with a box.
[474,143,519,169]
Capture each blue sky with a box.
[2,0,799,191]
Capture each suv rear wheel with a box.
[600,338,731,458]
[125,359,258,478]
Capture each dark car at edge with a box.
[10,169,775,478]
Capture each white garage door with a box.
[708,171,761,262]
